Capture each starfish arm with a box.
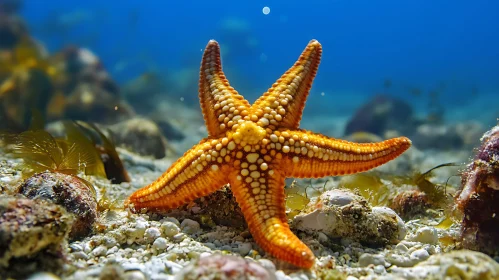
[199,40,251,138]
[271,130,411,178]
[229,169,315,268]
[250,40,322,130]
[126,140,229,210]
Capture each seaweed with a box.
[285,180,311,218]
[413,162,460,207]
[339,163,460,213]
[339,172,391,206]
[73,121,131,183]
[0,123,108,196]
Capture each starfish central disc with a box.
[232,121,266,145]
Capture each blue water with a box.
[21,0,499,124]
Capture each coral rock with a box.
[293,189,406,245]
[0,195,72,278]
[456,125,499,256]
[19,172,97,240]
[391,250,499,280]
[391,190,430,220]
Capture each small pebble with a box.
[152,237,168,250]
[374,264,386,274]
[161,221,180,238]
[180,219,200,234]
[237,242,252,256]
[107,246,119,255]
[103,236,117,248]
[395,243,409,253]
[72,251,89,260]
[173,233,186,242]
[144,227,161,240]
[92,245,107,257]
[124,270,146,280]
[413,226,438,244]
[358,253,385,267]
[26,272,61,280]
[69,243,83,252]
[410,248,430,262]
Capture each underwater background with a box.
[19,0,499,127]
[4,1,499,279]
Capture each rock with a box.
[98,263,126,280]
[26,272,61,280]
[107,117,169,159]
[180,219,201,234]
[345,94,415,136]
[390,190,430,220]
[161,221,181,238]
[144,227,161,241]
[91,245,107,257]
[293,189,406,245]
[63,82,133,124]
[391,250,499,280]
[174,185,247,229]
[19,172,97,240]
[410,124,463,150]
[410,226,438,244]
[456,125,499,256]
[175,253,276,280]
[0,195,72,278]
[152,237,168,250]
[410,249,430,262]
[358,253,386,267]
[55,46,134,124]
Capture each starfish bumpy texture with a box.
[126,40,412,268]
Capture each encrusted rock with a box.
[391,190,430,220]
[19,172,97,240]
[391,250,499,280]
[0,195,72,278]
[293,189,406,245]
[172,185,246,229]
[456,125,499,256]
[175,253,276,280]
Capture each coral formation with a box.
[456,125,499,256]
[293,189,406,246]
[19,172,98,240]
[0,195,73,278]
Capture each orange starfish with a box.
[126,40,411,268]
